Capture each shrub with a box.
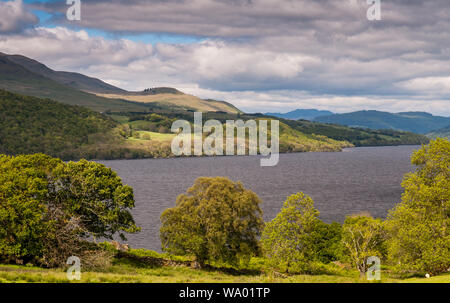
[160,177,263,266]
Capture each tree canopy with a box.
[0,154,139,266]
[386,138,449,274]
[260,192,341,273]
[160,177,263,265]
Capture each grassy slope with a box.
[96,93,241,114]
[1,248,448,283]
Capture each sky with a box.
[0,0,449,115]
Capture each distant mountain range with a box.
[313,110,450,134]
[0,52,240,113]
[266,109,334,120]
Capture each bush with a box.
[386,138,449,274]
[160,177,263,266]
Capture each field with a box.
[1,262,448,283]
[0,246,448,283]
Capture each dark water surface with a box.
[99,145,418,251]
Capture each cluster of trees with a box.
[0,154,139,267]
[0,90,173,160]
[128,113,176,133]
[161,139,449,276]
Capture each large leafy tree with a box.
[0,154,139,265]
[160,177,263,266]
[386,138,449,274]
[51,159,139,240]
[0,154,60,261]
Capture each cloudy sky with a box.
[0,0,449,115]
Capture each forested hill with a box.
[0,90,118,159]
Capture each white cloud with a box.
[0,0,38,33]
[396,77,450,96]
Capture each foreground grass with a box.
[1,256,448,283]
[1,246,448,283]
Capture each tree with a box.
[341,214,385,276]
[0,154,60,262]
[160,177,263,266]
[310,221,343,263]
[386,138,449,274]
[0,154,139,266]
[51,159,140,240]
[261,192,322,272]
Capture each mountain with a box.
[0,52,240,113]
[2,53,127,94]
[266,109,334,120]
[0,54,150,112]
[314,110,450,134]
[427,125,450,139]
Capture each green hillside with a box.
[427,125,450,139]
[280,117,430,146]
[0,90,354,160]
[0,90,118,158]
[314,110,450,134]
